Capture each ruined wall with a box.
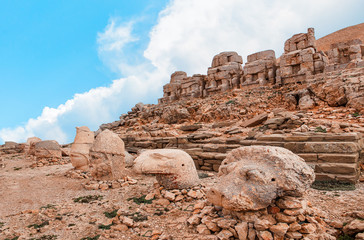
[159,28,364,104]
[122,132,363,183]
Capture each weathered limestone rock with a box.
[243,50,276,86]
[133,149,200,189]
[70,126,94,171]
[89,129,125,180]
[34,140,62,161]
[26,137,42,156]
[207,146,314,211]
[125,151,135,168]
[205,51,243,95]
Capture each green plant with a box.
[29,235,57,240]
[40,204,56,210]
[81,236,100,240]
[311,181,355,191]
[198,172,209,179]
[104,209,118,219]
[130,212,148,222]
[5,237,19,240]
[127,195,153,205]
[337,234,354,240]
[315,126,327,133]
[0,222,4,228]
[13,167,22,171]
[225,100,236,105]
[98,223,113,230]
[27,221,49,229]
[73,195,103,203]
[351,112,360,117]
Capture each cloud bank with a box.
[1,0,363,144]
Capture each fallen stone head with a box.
[133,149,200,189]
[207,146,315,211]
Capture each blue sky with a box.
[0,0,363,144]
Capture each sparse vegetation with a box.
[13,167,22,171]
[225,100,236,105]
[129,212,148,222]
[311,181,355,191]
[337,234,354,240]
[351,112,360,117]
[104,209,118,218]
[40,204,56,210]
[29,235,57,240]
[127,195,153,205]
[73,195,103,203]
[81,235,100,240]
[27,220,49,229]
[198,172,209,179]
[315,126,327,133]
[98,223,113,230]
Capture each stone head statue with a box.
[207,146,314,211]
[89,129,125,180]
[133,149,200,189]
[70,126,94,171]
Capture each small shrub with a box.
[40,204,56,210]
[130,212,148,222]
[104,209,118,219]
[98,223,113,230]
[337,234,354,240]
[225,100,236,105]
[198,172,209,179]
[351,112,360,117]
[0,222,4,228]
[5,237,19,240]
[127,195,153,205]
[29,235,57,240]
[73,195,103,203]
[311,181,355,191]
[81,236,100,240]
[27,220,49,229]
[13,167,22,171]
[315,126,327,133]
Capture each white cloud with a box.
[1,0,363,144]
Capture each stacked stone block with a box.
[243,50,277,86]
[276,28,328,85]
[325,39,364,72]
[122,132,363,183]
[205,51,243,95]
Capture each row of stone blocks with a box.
[122,132,363,183]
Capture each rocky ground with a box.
[1,153,363,240]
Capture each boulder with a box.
[34,140,62,160]
[125,151,135,168]
[26,137,42,156]
[90,130,125,180]
[70,126,94,171]
[134,149,200,189]
[207,146,315,211]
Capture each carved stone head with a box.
[207,146,314,211]
[133,149,200,189]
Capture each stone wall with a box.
[243,50,276,86]
[122,132,363,183]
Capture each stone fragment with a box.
[196,224,211,235]
[216,219,237,229]
[256,230,273,240]
[241,113,268,128]
[217,229,234,240]
[134,149,200,189]
[235,222,248,240]
[34,140,62,160]
[269,223,289,236]
[343,219,364,235]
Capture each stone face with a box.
[89,129,125,180]
[70,126,94,170]
[206,146,314,211]
[133,149,200,189]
